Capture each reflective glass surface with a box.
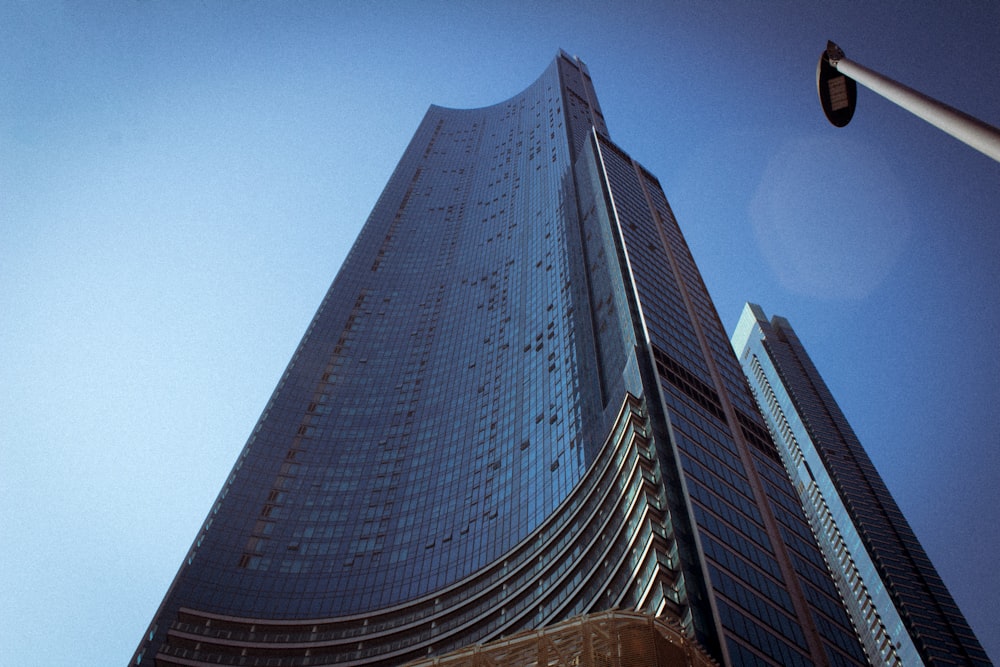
[136,53,879,667]
[733,304,991,666]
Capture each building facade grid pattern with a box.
[132,53,906,667]
[733,303,991,666]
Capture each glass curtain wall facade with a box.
[134,53,867,667]
[732,303,991,667]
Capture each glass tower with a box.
[134,53,867,667]
[733,303,991,666]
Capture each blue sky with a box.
[2,2,998,664]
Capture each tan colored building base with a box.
[404,610,717,667]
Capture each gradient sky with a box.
[3,2,998,665]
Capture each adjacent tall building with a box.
[132,52,961,667]
[732,304,990,667]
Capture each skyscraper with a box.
[732,303,991,666]
[133,52,867,667]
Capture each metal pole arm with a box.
[826,42,1000,163]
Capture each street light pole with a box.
[820,41,1000,163]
